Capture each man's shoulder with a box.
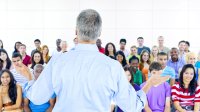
[165,66,175,71]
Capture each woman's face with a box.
[187,55,196,65]
[116,54,123,63]
[152,47,158,56]
[131,47,137,55]
[16,43,21,50]
[1,72,11,86]
[107,44,114,52]
[125,71,132,82]
[0,52,7,61]
[34,53,41,64]
[42,47,48,55]
[183,68,194,85]
[142,52,149,62]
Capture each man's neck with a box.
[78,40,96,44]
[138,45,143,48]
[120,48,125,51]
[179,50,184,54]
[159,44,164,47]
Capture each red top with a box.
[98,47,105,54]
[23,55,31,66]
[171,83,200,106]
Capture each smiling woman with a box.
[0,69,23,112]
[171,64,200,112]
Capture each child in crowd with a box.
[141,62,171,112]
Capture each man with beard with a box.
[167,48,185,81]
[129,55,143,86]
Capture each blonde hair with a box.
[41,45,50,63]
[185,52,196,63]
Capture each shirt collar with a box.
[75,44,99,52]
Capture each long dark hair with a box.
[124,66,134,86]
[31,50,44,69]
[115,51,127,67]
[13,41,22,53]
[0,40,3,49]
[105,42,116,56]
[0,69,17,104]
[0,49,12,69]
[179,64,197,95]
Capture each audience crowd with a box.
[0,36,199,112]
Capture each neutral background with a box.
[0,0,200,56]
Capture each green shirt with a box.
[132,69,143,86]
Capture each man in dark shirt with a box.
[137,37,150,55]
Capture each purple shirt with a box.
[141,82,171,112]
[167,58,185,79]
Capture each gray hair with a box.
[76,9,102,41]
[33,64,44,74]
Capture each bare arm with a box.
[170,78,175,86]
[194,102,200,112]
[23,98,31,112]
[164,97,170,112]
[144,101,152,112]
[4,85,22,111]
[0,93,3,112]
[173,101,186,112]
[46,97,56,112]
[142,72,170,93]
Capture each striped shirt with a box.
[171,83,200,106]
[10,68,34,90]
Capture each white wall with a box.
[0,0,200,56]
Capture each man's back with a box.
[52,44,119,111]
[27,44,133,112]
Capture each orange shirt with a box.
[142,67,149,81]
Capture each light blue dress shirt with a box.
[27,44,146,112]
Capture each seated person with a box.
[129,56,143,86]
[172,64,200,112]
[23,64,56,112]
[113,66,141,112]
[0,69,22,112]
[157,52,175,86]
[10,53,33,90]
[141,62,171,112]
